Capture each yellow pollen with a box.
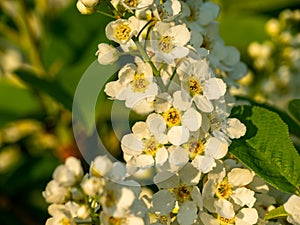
[216,180,232,199]
[217,214,235,225]
[188,77,202,96]
[108,216,123,225]
[123,0,138,7]
[59,217,71,225]
[131,73,149,92]
[163,107,181,127]
[183,140,205,159]
[143,137,159,157]
[159,215,168,224]
[159,36,174,53]
[115,24,132,42]
[176,185,191,201]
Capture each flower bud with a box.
[76,0,93,14]
[80,0,99,8]
[96,43,119,65]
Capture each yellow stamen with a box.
[115,24,132,42]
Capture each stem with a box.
[136,20,154,40]
[95,10,117,19]
[166,67,178,90]
[132,37,168,92]
[103,0,122,17]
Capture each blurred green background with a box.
[0,0,299,224]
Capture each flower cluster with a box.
[245,9,300,108]
[42,1,300,225]
[43,156,148,225]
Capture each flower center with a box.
[183,139,205,159]
[216,180,232,199]
[163,107,181,127]
[143,137,159,157]
[159,35,174,53]
[123,0,138,7]
[115,24,132,42]
[131,73,150,92]
[188,77,202,96]
[176,185,191,201]
[217,214,235,225]
[59,217,71,225]
[108,216,123,225]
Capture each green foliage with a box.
[230,106,300,194]
[0,82,42,127]
[264,206,289,220]
[15,69,73,111]
[288,99,300,125]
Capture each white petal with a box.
[173,91,193,111]
[146,113,167,138]
[169,146,189,168]
[228,168,254,187]
[205,137,228,159]
[199,212,219,225]
[154,171,179,189]
[108,162,126,181]
[177,201,197,225]
[121,134,143,156]
[134,154,154,168]
[104,81,124,98]
[231,187,256,207]
[191,186,203,209]
[182,108,202,131]
[204,78,226,100]
[155,147,168,167]
[236,208,258,225]
[226,118,246,139]
[152,190,176,214]
[284,195,300,215]
[172,24,191,46]
[132,122,151,139]
[194,95,213,113]
[214,199,235,219]
[167,126,189,146]
[192,155,216,173]
[179,163,201,185]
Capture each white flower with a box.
[284,195,300,225]
[153,164,202,225]
[80,175,104,197]
[43,180,70,204]
[52,157,83,187]
[121,114,168,169]
[186,134,228,173]
[202,165,256,214]
[150,22,191,65]
[101,183,136,217]
[152,0,182,21]
[176,59,226,113]
[96,43,119,65]
[199,207,258,225]
[106,16,139,44]
[104,57,158,108]
[45,202,78,225]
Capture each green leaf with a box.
[15,69,73,111]
[0,82,42,127]
[230,106,300,194]
[265,206,289,220]
[288,99,300,125]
